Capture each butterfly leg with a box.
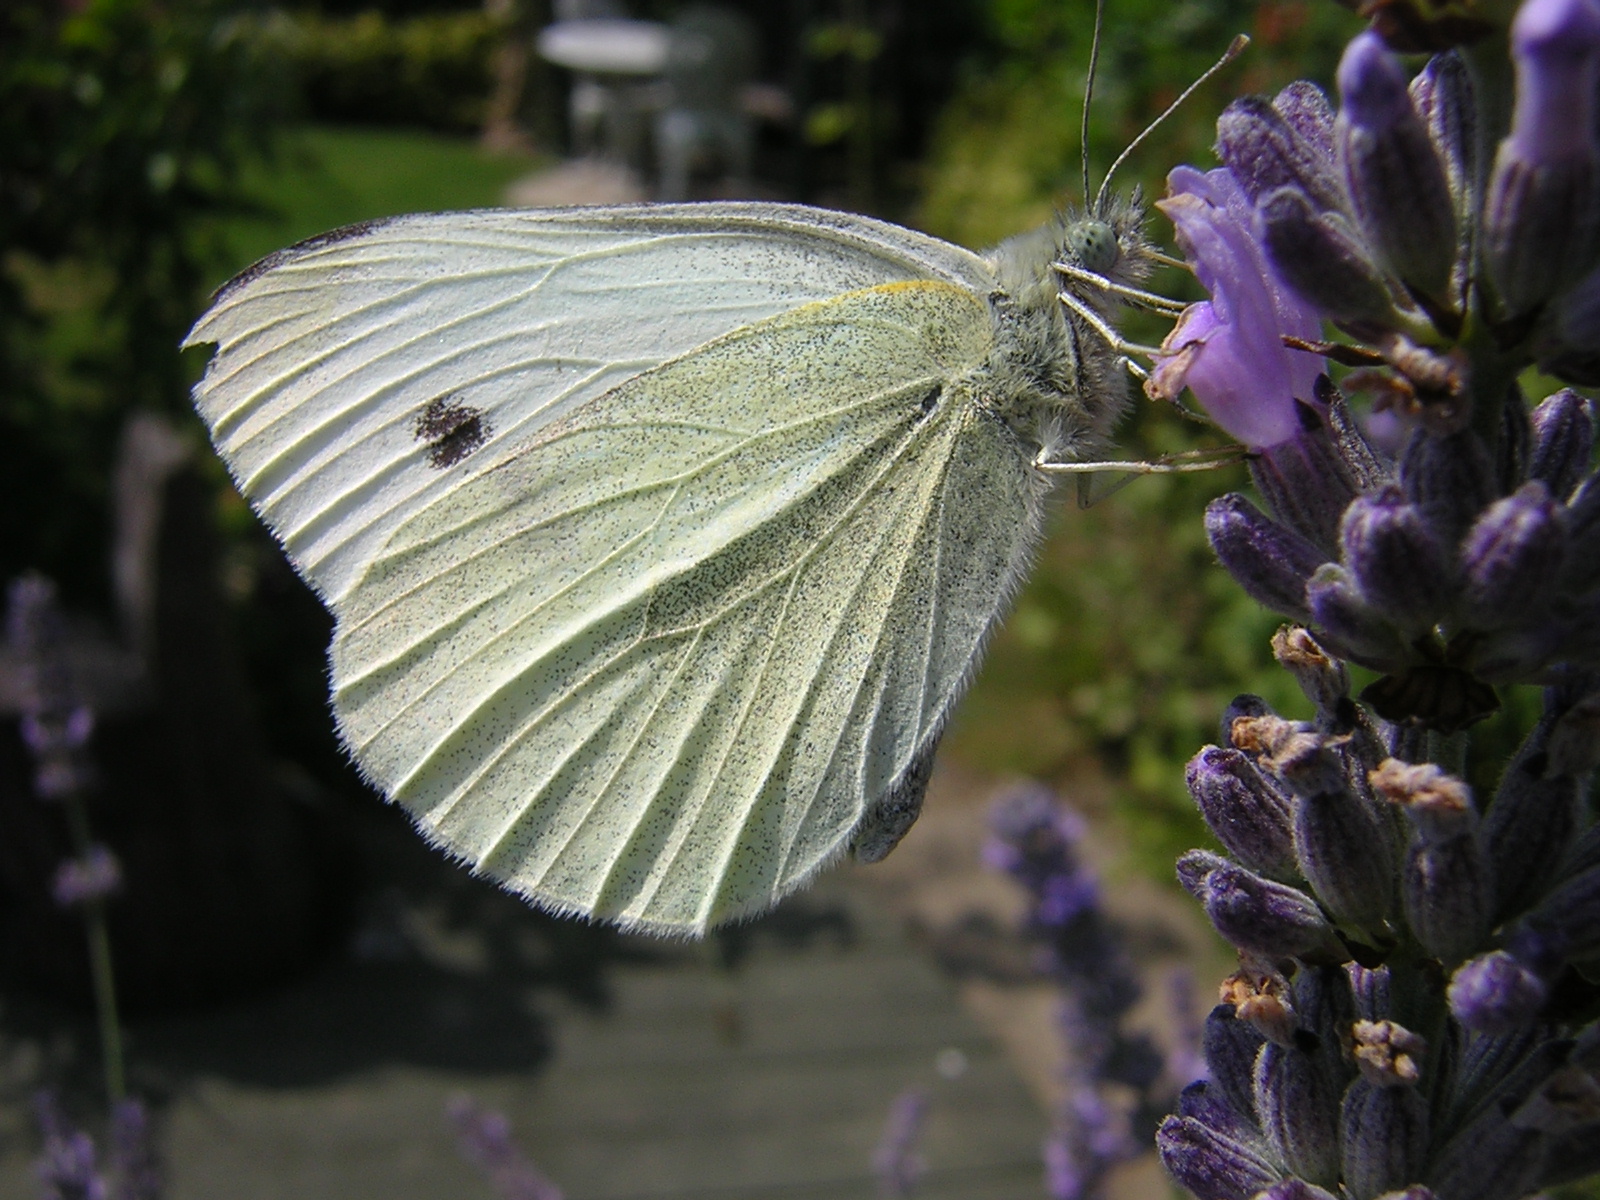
[1053,262,1188,315]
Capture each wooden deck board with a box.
[1,868,1050,1199]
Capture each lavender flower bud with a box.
[1529,388,1596,501]
[1351,1019,1426,1087]
[1177,1080,1257,1143]
[1215,95,1346,212]
[1272,626,1351,724]
[1546,686,1600,775]
[1448,951,1549,1032]
[1249,407,1369,554]
[1186,746,1298,877]
[1259,1182,1342,1200]
[1347,963,1392,1020]
[1340,485,1455,634]
[1259,187,1400,324]
[1548,266,1600,383]
[1483,0,1600,316]
[1409,52,1476,229]
[1178,849,1233,898]
[1156,1114,1282,1200]
[1524,862,1600,960]
[1256,1041,1342,1186]
[1482,734,1580,920]
[1273,82,1336,159]
[1228,715,1343,794]
[1293,965,1359,1080]
[1561,474,1600,595]
[1460,481,1569,628]
[1370,759,1491,962]
[1204,1003,1267,1123]
[1221,694,1276,745]
[1199,861,1346,962]
[1427,1106,1545,1200]
[1400,429,1497,552]
[1293,786,1398,929]
[1205,494,1328,622]
[1221,967,1299,1047]
[1337,33,1458,297]
[1305,565,1411,668]
[1342,1078,1429,1200]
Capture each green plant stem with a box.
[61,791,126,1105]
[82,899,126,1104]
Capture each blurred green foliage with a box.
[219,125,539,273]
[256,9,500,132]
[918,0,1357,248]
[2,0,287,602]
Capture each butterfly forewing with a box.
[185,204,991,605]
[328,282,1037,933]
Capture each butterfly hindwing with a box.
[329,282,1040,933]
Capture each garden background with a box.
[0,0,1500,1196]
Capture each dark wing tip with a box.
[206,214,407,309]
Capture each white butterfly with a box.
[184,199,1155,934]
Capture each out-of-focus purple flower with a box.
[1504,0,1600,165]
[872,1088,928,1198]
[52,846,123,908]
[34,1094,108,1200]
[1165,969,1208,1091]
[36,1131,106,1200]
[1150,167,1324,448]
[446,1095,563,1200]
[1484,0,1600,313]
[108,1099,161,1200]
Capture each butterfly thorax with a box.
[977,191,1152,467]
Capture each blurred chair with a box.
[653,5,758,201]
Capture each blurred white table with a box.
[536,19,671,75]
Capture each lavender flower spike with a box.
[1151,167,1324,448]
[446,1095,563,1200]
[872,1088,929,1198]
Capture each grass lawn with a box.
[212,124,543,285]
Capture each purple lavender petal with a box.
[1155,166,1324,447]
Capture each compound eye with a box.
[1068,220,1119,275]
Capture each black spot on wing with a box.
[415,395,492,469]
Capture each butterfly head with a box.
[1058,186,1154,297]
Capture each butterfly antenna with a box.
[1092,33,1250,216]
[1080,0,1106,209]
